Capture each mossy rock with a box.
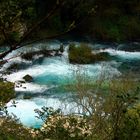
[68,43,110,64]
[0,82,15,103]
[23,74,33,82]
[69,43,92,64]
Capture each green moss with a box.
[0,82,15,103]
[69,43,93,64]
[68,43,110,64]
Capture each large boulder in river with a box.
[23,74,33,82]
[68,43,110,64]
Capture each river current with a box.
[0,40,140,128]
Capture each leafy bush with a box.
[0,82,15,103]
[37,107,92,140]
[118,103,140,140]
[41,115,92,140]
[0,117,34,140]
[67,70,140,140]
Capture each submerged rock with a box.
[23,74,33,82]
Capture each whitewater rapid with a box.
[0,41,140,128]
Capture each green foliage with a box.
[118,103,140,140]
[31,75,140,140]
[1,0,140,44]
[48,13,63,32]
[9,31,21,42]
[0,0,36,44]
[77,0,140,42]
[66,70,140,140]
[0,117,33,140]
[25,7,36,19]
[106,25,121,42]
[41,114,92,140]
[35,106,92,140]
[0,73,139,140]
[35,107,61,121]
[0,82,15,103]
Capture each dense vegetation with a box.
[0,81,34,140]
[0,82,15,103]
[0,0,140,140]
[35,0,140,42]
[0,0,140,48]
[0,76,140,140]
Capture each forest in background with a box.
[0,0,140,140]
[0,0,140,48]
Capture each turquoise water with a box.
[1,41,140,128]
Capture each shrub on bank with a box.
[0,117,34,140]
[0,82,15,103]
[41,114,92,140]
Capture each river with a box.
[0,39,140,128]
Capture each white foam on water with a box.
[97,61,121,79]
[0,42,126,128]
[100,48,140,59]
[2,55,121,93]
[15,83,49,93]
[7,99,44,128]
[1,43,123,94]
[3,64,47,82]
[1,56,32,72]
[7,97,80,128]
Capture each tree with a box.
[0,0,95,61]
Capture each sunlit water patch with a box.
[7,97,81,128]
